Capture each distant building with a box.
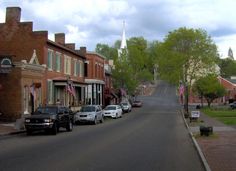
[228,47,234,60]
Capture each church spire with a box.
[228,47,234,60]
[118,21,128,58]
[120,21,127,49]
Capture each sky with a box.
[0,0,236,58]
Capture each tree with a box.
[127,37,153,83]
[112,50,138,94]
[95,43,118,60]
[192,74,226,107]
[158,27,219,113]
[159,27,219,85]
[218,58,236,78]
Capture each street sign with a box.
[191,111,200,118]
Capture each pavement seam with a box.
[180,110,211,171]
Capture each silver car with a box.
[74,105,104,124]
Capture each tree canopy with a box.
[158,27,219,86]
[192,74,226,107]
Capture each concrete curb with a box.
[180,110,211,171]
[0,130,25,137]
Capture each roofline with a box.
[219,76,236,86]
[47,40,86,59]
[86,51,107,59]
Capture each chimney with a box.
[65,43,75,50]
[79,47,87,56]
[55,33,65,45]
[6,7,21,23]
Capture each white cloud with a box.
[0,0,236,54]
[214,34,236,58]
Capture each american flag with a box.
[179,84,184,96]
[66,82,76,97]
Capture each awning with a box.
[111,91,118,98]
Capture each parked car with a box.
[24,105,73,135]
[74,105,103,124]
[120,102,132,113]
[229,102,236,109]
[132,100,142,107]
[103,105,123,118]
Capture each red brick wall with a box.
[86,53,105,81]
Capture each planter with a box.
[200,126,213,136]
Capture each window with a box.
[55,52,61,72]
[47,80,54,104]
[47,49,53,70]
[74,59,80,76]
[80,61,84,77]
[64,56,71,75]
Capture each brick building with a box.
[0,7,86,121]
[188,76,236,105]
[85,52,105,106]
[104,60,118,106]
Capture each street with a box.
[0,81,204,171]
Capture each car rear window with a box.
[81,106,96,112]
[105,106,116,110]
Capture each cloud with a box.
[0,0,236,57]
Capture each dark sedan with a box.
[132,100,142,107]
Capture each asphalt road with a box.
[0,81,205,171]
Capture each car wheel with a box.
[116,113,118,119]
[51,122,58,135]
[66,120,73,132]
[26,129,32,135]
[94,116,98,125]
[100,116,104,123]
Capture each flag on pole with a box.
[179,84,184,96]
[66,82,76,98]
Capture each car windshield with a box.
[81,106,96,112]
[34,107,57,115]
[105,106,116,110]
[121,103,128,105]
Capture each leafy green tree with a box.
[112,50,138,94]
[95,43,118,60]
[127,37,153,83]
[192,74,226,107]
[158,27,219,113]
[218,58,236,78]
[158,27,219,85]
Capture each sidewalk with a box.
[0,122,25,136]
[184,108,236,171]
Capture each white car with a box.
[103,105,123,118]
[120,102,132,113]
[74,105,103,124]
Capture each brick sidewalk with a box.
[186,108,236,171]
[196,131,236,171]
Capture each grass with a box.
[201,107,236,125]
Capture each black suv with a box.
[25,105,73,135]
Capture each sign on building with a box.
[0,56,13,73]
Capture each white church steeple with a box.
[120,21,127,49]
[118,21,128,58]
